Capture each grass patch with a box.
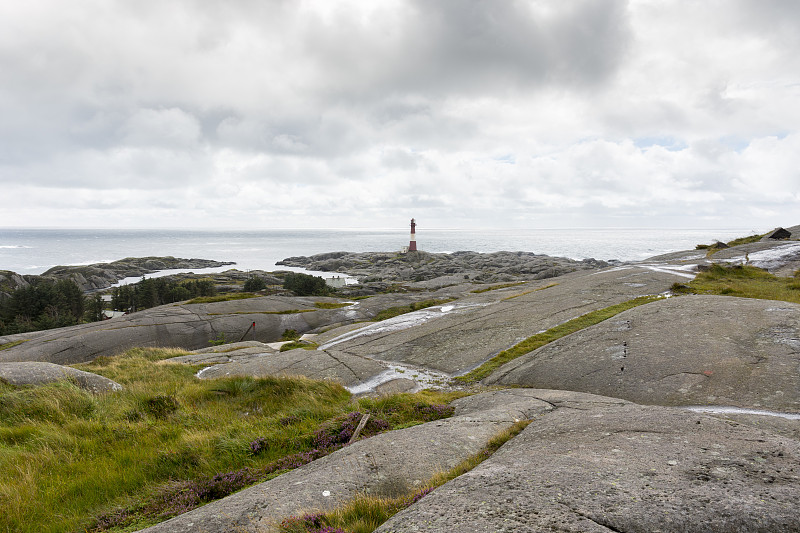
[277,419,530,533]
[502,283,558,300]
[470,282,527,294]
[457,295,663,383]
[279,341,319,352]
[726,233,767,247]
[0,350,460,533]
[207,309,316,316]
[216,345,257,353]
[185,293,259,305]
[0,339,27,351]
[672,263,800,304]
[696,233,767,254]
[314,302,353,309]
[373,299,455,322]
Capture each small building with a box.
[325,276,347,289]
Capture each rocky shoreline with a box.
[0,256,235,296]
[277,249,610,284]
[2,232,800,532]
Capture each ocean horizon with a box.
[0,226,761,277]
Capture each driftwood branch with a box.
[348,413,371,444]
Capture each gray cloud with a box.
[0,1,797,230]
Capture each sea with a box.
[0,227,758,281]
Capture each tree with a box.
[243,275,266,292]
[282,272,329,296]
[0,279,85,335]
[85,294,104,322]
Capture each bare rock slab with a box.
[486,295,800,412]
[376,392,800,533]
[326,266,687,375]
[194,349,387,387]
[0,293,461,365]
[135,389,553,533]
[0,362,122,393]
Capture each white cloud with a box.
[0,1,798,230]
[123,108,202,148]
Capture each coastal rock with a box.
[0,291,467,365]
[0,361,122,393]
[134,389,800,533]
[40,256,236,292]
[192,349,387,386]
[135,389,557,533]
[323,265,689,376]
[277,250,608,285]
[373,378,418,395]
[162,342,278,365]
[0,270,31,298]
[763,227,793,240]
[375,390,800,533]
[0,257,237,296]
[486,295,800,412]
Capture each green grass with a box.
[207,309,316,316]
[672,263,800,304]
[279,341,319,352]
[185,293,259,305]
[457,295,663,382]
[726,233,767,247]
[696,232,767,254]
[276,419,530,533]
[373,299,455,322]
[470,282,527,293]
[0,348,461,533]
[314,301,353,309]
[0,340,27,351]
[502,282,558,300]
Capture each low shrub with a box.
[186,293,259,305]
[373,299,454,322]
[143,394,179,419]
[243,276,267,292]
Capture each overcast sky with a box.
[1,0,798,231]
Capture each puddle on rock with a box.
[685,406,800,420]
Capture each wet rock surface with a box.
[0,292,462,365]
[376,391,800,533]
[0,361,122,393]
[641,239,800,277]
[485,295,800,413]
[323,266,687,375]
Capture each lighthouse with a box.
[408,218,417,252]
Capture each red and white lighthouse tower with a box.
[408,218,417,252]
